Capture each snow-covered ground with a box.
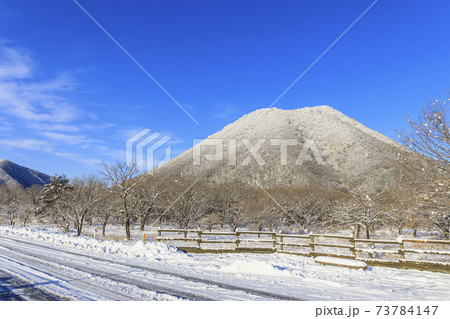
[0,225,449,301]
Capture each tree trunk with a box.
[125,217,131,240]
[77,214,85,237]
[413,228,418,237]
[102,223,107,236]
[140,215,147,231]
[23,215,29,227]
[365,225,370,239]
[77,218,83,237]
[356,225,360,238]
[398,226,403,236]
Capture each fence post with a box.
[157,229,161,240]
[279,235,284,251]
[272,233,277,250]
[351,237,356,258]
[399,239,405,260]
[236,232,240,248]
[309,235,315,256]
[197,230,202,249]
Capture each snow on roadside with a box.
[219,261,293,277]
[0,225,189,263]
[315,256,367,268]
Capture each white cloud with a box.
[39,131,93,146]
[0,45,79,123]
[0,44,160,169]
[0,138,52,151]
[0,78,79,123]
[0,46,32,79]
[0,137,102,168]
[27,123,81,133]
[0,45,119,168]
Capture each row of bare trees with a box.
[0,163,447,239]
[0,185,43,227]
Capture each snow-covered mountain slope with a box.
[154,106,412,188]
[0,159,51,188]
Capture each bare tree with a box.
[100,161,145,240]
[374,183,435,237]
[244,190,284,232]
[133,176,161,231]
[0,185,21,226]
[334,186,387,239]
[266,187,331,233]
[209,182,248,231]
[59,175,106,237]
[398,97,449,166]
[199,213,221,231]
[397,95,449,238]
[293,193,330,233]
[17,185,44,226]
[162,178,206,229]
[94,191,119,236]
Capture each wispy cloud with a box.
[0,138,52,151]
[38,131,96,147]
[0,44,183,171]
[0,74,79,123]
[0,44,118,167]
[0,136,103,168]
[0,115,13,132]
[0,45,78,118]
[0,45,32,79]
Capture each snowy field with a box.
[0,225,449,301]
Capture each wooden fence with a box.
[156,229,450,273]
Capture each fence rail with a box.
[156,229,450,273]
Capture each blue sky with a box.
[0,0,449,177]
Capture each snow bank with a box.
[220,261,292,277]
[0,226,188,263]
[315,256,367,269]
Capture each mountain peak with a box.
[154,105,409,188]
[0,160,51,188]
[248,105,336,114]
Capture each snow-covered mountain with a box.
[0,159,51,188]
[154,105,413,189]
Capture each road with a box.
[0,269,59,301]
[0,235,301,301]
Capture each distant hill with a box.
[154,105,415,189]
[0,159,51,188]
